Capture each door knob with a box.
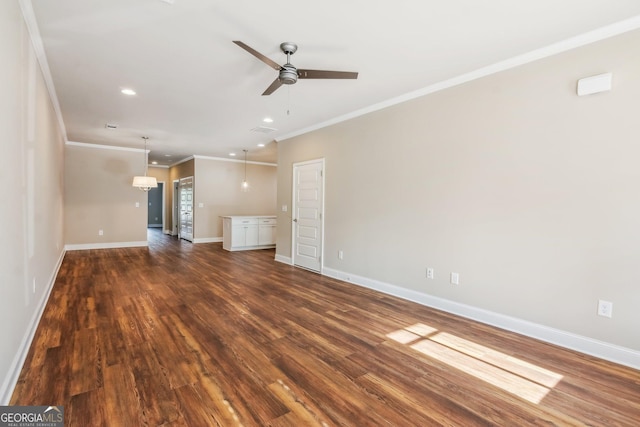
[293,218,298,222]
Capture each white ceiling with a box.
[27,0,640,165]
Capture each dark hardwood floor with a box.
[11,229,640,426]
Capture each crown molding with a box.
[276,14,640,143]
[66,141,147,153]
[193,155,277,167]
[19,0,68,142]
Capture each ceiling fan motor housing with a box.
[279,64,298,85]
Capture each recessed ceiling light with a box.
[151,161,158,165]
[164,154,171,157]
[121,88,136,96]
[230,153,236,156]
[263,117,273,123]
[257,143,265,147]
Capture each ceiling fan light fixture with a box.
[279,65,298,85]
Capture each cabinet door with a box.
[245,225,259,246]
[231,225,246,247]
[259,225,276,245]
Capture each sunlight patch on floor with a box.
[385,323,563,404]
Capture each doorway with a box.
[292,159,324,272]
[147,182,164,228]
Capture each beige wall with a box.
[277,29,640,352]
[147,166,170,232]
[194,157,277,240]
[0,1,65,403]
[64,145,147,245]
[170,158,195,181]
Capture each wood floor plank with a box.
[131,341,183,425]
[10,229,640,426]
[101,363,146,427]
[66,388,108,427]
[69,327,102,396]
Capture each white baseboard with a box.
[148,224,162,228]
[192,237,223,244]
[0,249,66,405]
[163,229,174,235]
[275,254,292,265]
[322,266,640,370]
[65,241,148,251]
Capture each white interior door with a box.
[179,177,193,242]
[172,180,179,236]
[292,160,324,272]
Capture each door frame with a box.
[291,158,325,272]
[160,181,166,233]
[179,176,194,242]
[172,180,179,236]
[146,181,166,230]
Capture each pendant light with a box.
[132,136,158,191]
[241,149,250,192]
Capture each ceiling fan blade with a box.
[297,69,358,79]
[262,78,283,96]
[233,41,281,71]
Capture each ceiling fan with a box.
[233,41,358,96]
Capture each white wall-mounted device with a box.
[577,72,612,96]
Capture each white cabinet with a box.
[231,220,258,247]
[258,218,277,246]
[222,216,276,251]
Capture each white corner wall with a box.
[0,1,66,403]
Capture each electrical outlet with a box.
[98,229,104,236]
[597,300,613,318]
[338,250,344,260]
[450,272,459,285]
[426,268,434,279]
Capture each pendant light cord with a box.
[243,149,248,181]
[142,136,149,176]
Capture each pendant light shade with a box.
[132,136,158,192]
[241,149,250,192]
[132,176,158,189]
